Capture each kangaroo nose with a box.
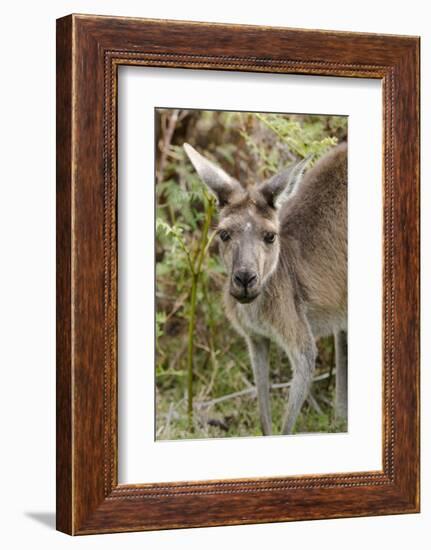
[233,270,258,288]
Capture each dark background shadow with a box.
[25,512,56,530]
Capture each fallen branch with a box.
[196,372,330,409]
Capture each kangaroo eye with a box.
[264,232,276,244]
[219,230,231,242]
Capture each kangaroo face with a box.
[183,143,309,304]
[217,194,280,303]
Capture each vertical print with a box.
[155,109,348,440]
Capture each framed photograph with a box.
[56,14,420,535]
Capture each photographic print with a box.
[155,108,348,440]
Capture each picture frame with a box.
[56,14,420,535]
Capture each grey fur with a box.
[260,155,312,208]
[184,142,348,435]
[335,331,348,420]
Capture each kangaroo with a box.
[184,142,347,435]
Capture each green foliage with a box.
[155,108,348,440]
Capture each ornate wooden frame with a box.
[56,14,420,535]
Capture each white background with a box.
[0,1,428,548]
[119,67,382,483]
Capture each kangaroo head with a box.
[184,143,309,304]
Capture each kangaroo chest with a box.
[235,301,277,341]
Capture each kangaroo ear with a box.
[260,155,312,208]
[183,143,242,207]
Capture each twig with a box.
[239,372,253,389]
[157,109,179,184]
[166,292,189,321]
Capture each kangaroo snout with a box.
[233,269,258,289]
[231,269,260,303]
